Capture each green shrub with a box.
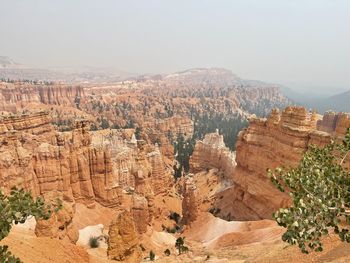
[0,188,60,262]
[269,128,350,253]
[140,244,146,251]
[166,226,177,233]
[89,236,100,248]
[175,237,188,254]
[149,250,155,261]
[169,211,181,224]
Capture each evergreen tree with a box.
[135,127,142,140]
[100,119,110,129]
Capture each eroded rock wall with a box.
[215,106,350,220]
[190,130,236,177]
[107,210,142,262]
[35,192,79,244]
[0,83,85,112]
[147,145,172,195]
[0,113,122,207]
[317,111,350,136]
[0,111,172,210]
[181,175,199,225]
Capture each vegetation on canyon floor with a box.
[173,111,248,179]
[88,236,100,248]
[164,248,171,256]
[149,250,155,261]
[175,237,189,255]
[269,128,350,253]
[0,188,61,262]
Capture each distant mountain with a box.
[279,87,324,106]
[0,56,22,68]
[161,68,242,86]
[317,90,350,112]
[0,56,136,84]
[134,68,293,117]
[279,86,350,113]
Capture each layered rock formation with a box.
[0,110,173,214]
[35,192,79,244]
[133,169,155,230]
[190,130,236,176]
[0,68,292,169]
[91,129,139,191]
[134,170,151,196]
[0,112,130,208]
[214,106,350,220]
[151,116,193,136]
[32,120,121,208]
[0,111,56,195]
[131,194,150,234]
[147,145,171,195]
[143,116,193,158]
[107,210,142,262]
[181,175,199,225]
[317,111,350,136]
[0,111,54,135]
[0,82,85,112]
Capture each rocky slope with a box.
[107,210,142,262]
[188,106,350,221]
[0,111,172,210]
[0,68,291,146]
[190,130,236,175]
[0,81,85,111]
[199,106,350,220]
[3,70,350,262]
[1,106,350,262]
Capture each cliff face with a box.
[107,210,142,262]
[0,113,126,208]
[0,111,172,211]
[213,106,350,221]
[144,116,193,159]
[147,145,172,195]
[131,194,150,234]
[35,192,79,244]
[0,111,55,195]
[316,111,350,136]
[0,71,291,167]
[181,175,199,225]
[0,82,85,112]
[190,130,236,176]
[144,116,193,137]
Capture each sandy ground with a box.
[0,227,90,263]
[2,212,350,263]
[185,212,283,248]
[2,193,349,263]
[210,234,350,263]
[73,202,117,229]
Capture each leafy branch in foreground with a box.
[0,188,59,262]
[269,128,350,253]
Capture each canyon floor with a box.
[3,212,350,263]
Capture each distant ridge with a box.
[0,56,135,84]
[279,87,350,113]
[0,56,22,68]
[318,90,350,112]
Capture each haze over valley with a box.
[0,1,350,263]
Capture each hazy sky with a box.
[0,0,349,93]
